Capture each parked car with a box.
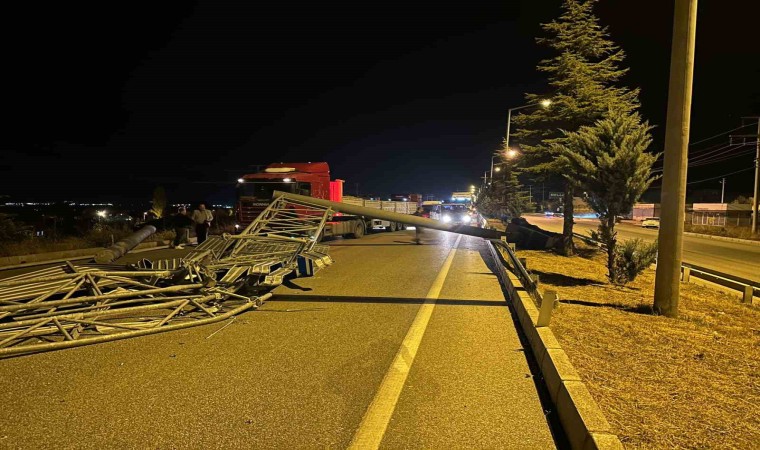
[641,217,660,228]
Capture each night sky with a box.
[4,0,759,204]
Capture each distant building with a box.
[631,203,660,220]
[689,203,753,227]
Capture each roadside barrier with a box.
[486,238,623,450]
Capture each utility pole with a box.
[654,0,698,318]
[753,117,760,233]
[720,178,725,204]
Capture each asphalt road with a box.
[0,230,561,449]
[525,214,760,283]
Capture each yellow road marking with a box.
[348,234,463,450]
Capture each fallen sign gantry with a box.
[0,192,502,358]
[0,195,334,358]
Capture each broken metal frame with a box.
[0,191,505,359]
[0,196,334,358]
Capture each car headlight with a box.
[442,215,452,223]
[462,215,471,223]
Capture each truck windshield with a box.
[239,182,295,200]
[443,205,468,213]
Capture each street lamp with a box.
[504,99,552,156]
[490,148,520,178]
[490,155,498,178]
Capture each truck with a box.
[236,162,418,238]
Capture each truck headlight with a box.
[462,215,471,223]
[442,215,452,223]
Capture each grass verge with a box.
[520,243,759,449]
[0,230,175,257]
[684,223,759,241]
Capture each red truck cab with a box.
[237,162,344,224]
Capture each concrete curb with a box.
[0,240,172,269]
[683,231,760,246]
[488,242,623,450]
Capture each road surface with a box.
[525,214,760,283]
[0,230,563,449]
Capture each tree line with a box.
[478,0,659,285]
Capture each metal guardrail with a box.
[488,238,541,303]
[681,262,759,302]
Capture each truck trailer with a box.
[236,162,418,238]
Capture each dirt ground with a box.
[519,244,759,449]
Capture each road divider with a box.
[0,240,174,271]
[486,238,623,450]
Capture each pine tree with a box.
[554,110,659,283]
[477,150,528,220]
[511,0,639,255]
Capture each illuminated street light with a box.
[504,99,552,157]
[494,166,501,172]
[96,210,107,218]
[237,178,245,183]
[506,149,519,159]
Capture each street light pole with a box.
[653,0,698,318]
[752,117,760,233]
[504,99,552,152]
[505,108,514,153]
[720,178,725,204]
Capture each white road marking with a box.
[348,234,463,450]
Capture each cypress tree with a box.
[554,110,659,283]
[477,149,528,221]
[511,0,639,255]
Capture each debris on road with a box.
[0,195,334,358]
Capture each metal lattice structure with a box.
[0,196,333,358]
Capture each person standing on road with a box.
[412,206,425,244]
[171,207,193,249]
[191,202,213,245]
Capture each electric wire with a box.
[688,148,756,168]
[685,167,755,185]
[687,123,755,147]
[650,142,756,172]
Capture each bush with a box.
[611,238,658,285]
[0,223,176,258]
[0,237,91,257]
[0,213,31,241]
[83,224,133,247]
[684,223,759,241]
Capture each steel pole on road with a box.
[272,191,504,240]
[654,0,698,317]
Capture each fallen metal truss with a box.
[0,196,333,358]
